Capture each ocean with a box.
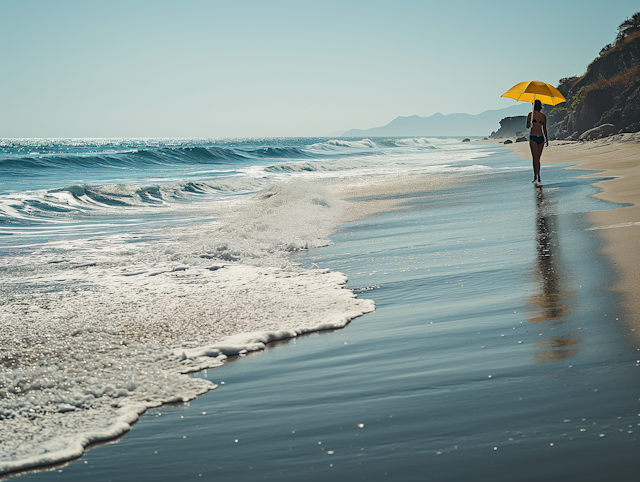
[1,137,639,480]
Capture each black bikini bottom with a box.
[530,135,545,145]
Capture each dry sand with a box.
[497,133,640,334]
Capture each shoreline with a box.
[8,138,640,481]
[499,134,640,335]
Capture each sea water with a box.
[3,138,639,480]
[1,136,500,474]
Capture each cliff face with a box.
[489,116,526,138]
[547,33,640,139]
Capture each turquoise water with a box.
[12,153,640,481]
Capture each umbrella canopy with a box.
[501,80,566,106]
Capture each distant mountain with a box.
[342,104,531,137]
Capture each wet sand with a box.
[499,134,640,334]
[326,172,473,225]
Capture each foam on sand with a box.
[0,180,374,475]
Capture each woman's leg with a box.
[536,143,545,182]
[530,140,540,182]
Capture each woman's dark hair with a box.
[534,99,542,111]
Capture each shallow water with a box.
[1,136,493,473]
[11,156,640,481]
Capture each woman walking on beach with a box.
[527,99,548,184]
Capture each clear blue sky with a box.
[1,0,638,138]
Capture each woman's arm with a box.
[526,112,531,129]
[543,114,549,146]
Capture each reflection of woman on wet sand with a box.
[528,188,579,363]
[526,99,548,185]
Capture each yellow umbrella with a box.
[501,80,566,106]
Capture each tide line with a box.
[585,221,640,231]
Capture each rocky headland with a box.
[489,115,527,139]
[545,13,639,140]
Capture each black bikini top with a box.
[532,118,542,123]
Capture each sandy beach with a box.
[498,134,640,335]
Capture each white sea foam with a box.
[326,138,378,149]
[0,179,374,475]
[393,137,433,147]
[261,148,496,180]
[192,181,343,265]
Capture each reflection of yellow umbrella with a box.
[501,80,566,106]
